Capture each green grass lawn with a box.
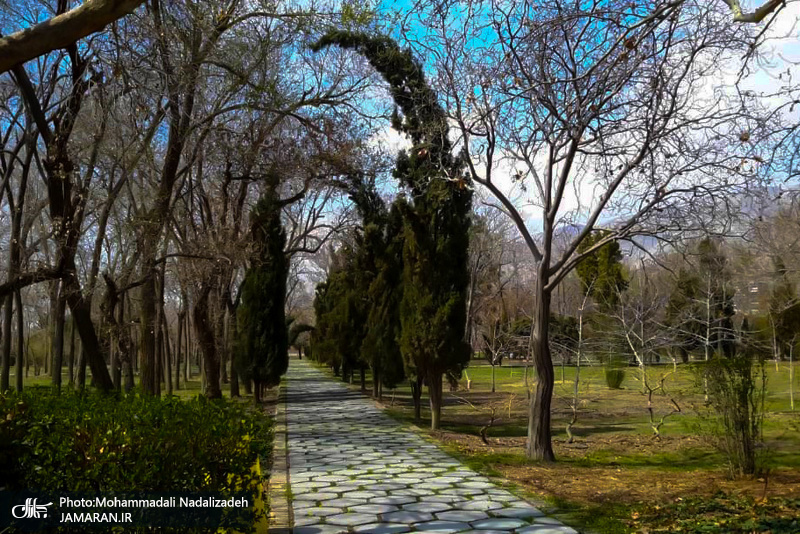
[11,365,243,401]
[308,356,800,534]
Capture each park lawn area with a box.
[312,358,800,533]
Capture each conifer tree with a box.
[235,183,288,403]
[768,258,800,361]
[361,202,406,399]
[310,252,362,379]
[313,33,473,429]
[575,230,628,312]
[666,269,704,363]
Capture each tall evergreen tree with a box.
[310,250,362,380]
[665,269,704,363]
[361,202,406,400]
[575,230,628,312]
[768,258,800,361]
[313,33,473,430]
[235,183,288,403]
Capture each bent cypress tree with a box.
[236,182,288,402]
[312,32,473,430]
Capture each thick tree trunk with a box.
[372,369,380,398]
[64,270,113,391]
[429,373,444,431]
[230,366,240,397]
[194,285,221,399]
[139,269,158,395]
[360,367,366,392]
[526,274,556,462]
[76,349,86,389]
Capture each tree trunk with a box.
[139,271,159,395]
[51,286,67,390]
[360,367,366,392]
[15,290,24,392]
[162,314,173,395]
[229,312,240,397]
[411,375,423,422]
[184,311,191,381]
[1,297,12,392]
[429,373,443,431]
[175,311,183,390]
[526,274,556,462]
[372,369,380,398]
[76,348,86,389]
[63,267,113,391]
[194,284,221,399]
[68,312,76,385]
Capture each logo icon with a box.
[12,498,53,519]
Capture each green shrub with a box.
[0,388,271,531]
[697,351,767,477]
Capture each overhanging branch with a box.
[0,0,145,74]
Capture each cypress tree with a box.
[575,229,628,312]
[310,247,362,380]
[313,32,473,430]
[236,183,288,403]
[361,202,406,399]
[665,268,704,363]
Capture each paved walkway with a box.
[285,359,579,534]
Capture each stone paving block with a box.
[352,523,412,534]
[412,520,472,533]
[470,518,528,530]
[435,510,489,522]
[491,506,544,519]
[381,511,435,524]
[369,496,418,506]
[326,512,379,526]
[402,502,452,513]
[321,498,366,508]
[349,504,400,514]
[454,500,504,512]
[300,506,347,518]
[341,490,388,500]
[294,516,324,527]
[294,492,338,502]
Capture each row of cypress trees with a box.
[309,32,473,430]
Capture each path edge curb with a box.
[267,380,292,534]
